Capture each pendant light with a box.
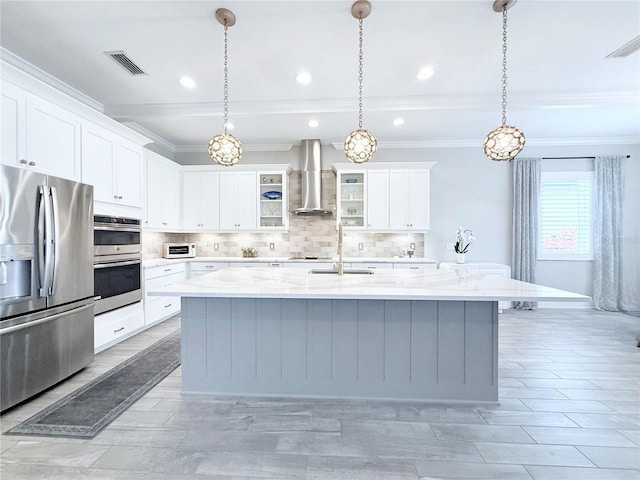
[208,8,242,166]
[344,0,377,164]
[482,0,525,161]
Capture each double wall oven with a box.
[93,215,142,315]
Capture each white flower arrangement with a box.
[454,227,475,254]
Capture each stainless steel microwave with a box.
[163,243,196,259]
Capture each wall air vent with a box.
[605,35,640,58]
[104,50,146,75]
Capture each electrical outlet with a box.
[269,242,275,251]
[410,242,415,250]
[446,242,455,251]
[358,243,364,251]
[214,243,219,251]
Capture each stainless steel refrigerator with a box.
[1,165,94,411]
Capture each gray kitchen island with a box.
[150,267,588,403]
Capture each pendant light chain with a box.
[500,7,508,127]
[223,23,229,133]
[357,17,364,129]
[344,0,376,164]
[208,8,241,167]
[482,1,525,162]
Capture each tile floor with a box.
[1,308,638,479]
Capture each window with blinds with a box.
[538,171,594,260]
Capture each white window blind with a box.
[538,171,593,260]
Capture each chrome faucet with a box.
[334,222,344,275]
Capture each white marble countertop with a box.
[148,267,589,302]
[142,256,438,268]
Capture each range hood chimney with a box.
[293,139,332,215]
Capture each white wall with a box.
[174,142,639,297]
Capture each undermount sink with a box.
[309,268,374,275]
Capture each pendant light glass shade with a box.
[483,125,525,161]
[483,0,525,161]
[344,1,376,164]
[208,132,242,167]
[345,129,377,164]
[209,8,242,167]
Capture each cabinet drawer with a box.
[189,262,229,276]
[145,263,186,280]
[354,263,393,270]
[145,296,181,325]
[144,271,186,302]
[393,263,437,270]
[94,305,144,351]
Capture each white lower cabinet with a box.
[189,262,230,278]
[144,263,186,326]
[94,302,145,353]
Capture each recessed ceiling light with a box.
[416,67,434,81]
[308,119,319,128]
[296,71,312,84]
[393,118,405,126]
[224,121,235,130]
[179,76,197,88]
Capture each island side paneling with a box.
[180,297,498,402]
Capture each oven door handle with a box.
[94,260,141,269]
[93,225,141,233]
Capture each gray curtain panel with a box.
[593,155,639,315]
[512,157,541,310]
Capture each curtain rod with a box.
[542,155,631,160]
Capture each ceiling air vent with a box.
[104,50,146,75]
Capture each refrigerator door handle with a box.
[40,186,54,297]
[49,186,60,296]
[36,185,47,297]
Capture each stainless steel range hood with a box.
[293,139,332,215]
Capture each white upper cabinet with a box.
[219,171,257,230]
[334,162,435,233]
[145,150,181,229]
[258,170,290,230]
[1,80,81,181]
[389,168,431,231]
[366,169,389,230]
[81,122,143,208]
[1,80,26,167]
[336,170,366,229]
[182,170,220,231]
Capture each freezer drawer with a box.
[0,300,94,411]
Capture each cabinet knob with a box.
[113,327,125,333]
[19,159,27,164]
[118,195,123,200]
[164,303,172,308]
[162,222,168,225]
[114,195,118,199]
[28,161,36,166]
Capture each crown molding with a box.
[175,143,294,154]
[331,136,639,150]
[104,91,640,121]
[525,136,640,146]
[121,122,176,153]
[1,48,104,112]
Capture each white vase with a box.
[456,253,466,264]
